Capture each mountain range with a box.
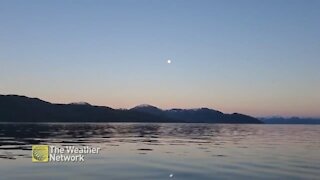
[0,95,262,123]
[260,117,320,124]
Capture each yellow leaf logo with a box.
[32,145,49,162]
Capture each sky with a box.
[0,0,319,118]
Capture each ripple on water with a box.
[137,148,153,151]
[0,123,319,180]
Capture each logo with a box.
[32,145,49,162]
[31,145,100,162]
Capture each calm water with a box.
[0,123,319,180]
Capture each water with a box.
[0,123,319,179]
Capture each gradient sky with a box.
[0,0,319,117]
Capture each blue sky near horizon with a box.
[0,0,319,117]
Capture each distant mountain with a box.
[69,102,91,106]
[0,95,172,123]
[131,104,164,116]
[0,95,262,123]
[131,104,262,124]
[260,117,320,124]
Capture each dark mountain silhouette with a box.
[132,105,261,124]
[131,104,164,116]
[69,102,92,106]
[0,95,262,123]
[0,95,171,123]
[260,117,320,124]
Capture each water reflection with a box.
[0,123,315,151]
[0,123,320,179]
[0,123,259,155]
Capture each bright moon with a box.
[167,59,171,64]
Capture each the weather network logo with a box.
[32,145,49,162]
[32,145,100,162]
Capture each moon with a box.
[167,59,171,64]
